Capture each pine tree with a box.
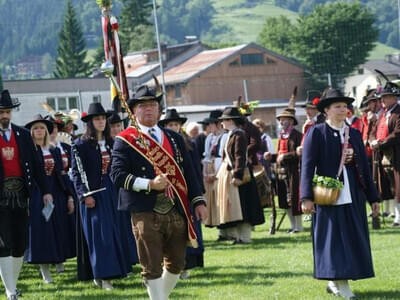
[54,0,91,78]
[119,0,154,52]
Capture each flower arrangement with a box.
[312,175,343,205]
[96,0,112,8]
[238,100,259,115]
[311,97,320,106]
[312,175,343,189]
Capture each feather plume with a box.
[288,86,297,109]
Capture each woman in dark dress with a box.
[71,103,132,290]
[158,109,205,279]
[217,107,264,244]
[25,115,74,284]
[301,89,380,298]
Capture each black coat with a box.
[0,124,48,196]
[110,127,205,213]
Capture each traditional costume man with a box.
[0,90,52,300]
[110,85,207,299]
[273,97,303,233]
[371,80,400,226]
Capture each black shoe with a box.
[15,289,21,297]
[286,229,293,233]
[232,239,242,245]
[391,222,400,227]
[382,212,389,217]
[216,236,228,242]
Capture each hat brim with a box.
[317,96,354,113]
[129,95,163,107]
[25,119,54,134]
[158,117,187,127]
[302,103,317,109]
[276,114,298,126]
[0,103,21,109]
[379,92,399,97]
[218,115,243,120]
[81,112,112,123]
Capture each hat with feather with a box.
[276,86,298,125]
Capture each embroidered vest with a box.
[0,130,23,178]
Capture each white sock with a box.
[39,264,53,283]
[0,256,16,297]
[394,203,400,223]
[336,280,354,298]
[286,209,295,230]
[384,200,390,214]
[145,277,164,300]
[11,256,23,291]
[295,215,303,231]
[238,222,252,243]
[162,268,179,299]
[389,199,395,215]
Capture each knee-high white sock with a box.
[336,280,355,298]
[394,203,400,223]
[384,200,390,214]
[0,256,16,297]
[286,209,295,230]
[238,222,252,243]
[389,199,395,215]
[145,277,164,300]
[39,264,53,284]
[295,215,303,231]
[11,256,23,290]
[162,268,179,299]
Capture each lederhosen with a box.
[0,130,29,257]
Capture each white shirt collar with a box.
[138,122,162,143]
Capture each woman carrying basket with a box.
[301,88,380,299]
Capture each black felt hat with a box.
[317,88,354,113]
[158,109,187,127]
[0,90,20,109]
[44,115,64,130]
[219,107,244,120]
[127,85,163,109]
[81,103,112,123]
[25,114,54,134]
[107,110,126,124]
[301,90,321,109]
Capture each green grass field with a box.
[7,208,400,299]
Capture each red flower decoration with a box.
[81,112,88,118]
[312,97,320,106]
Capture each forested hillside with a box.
[1,0,398,79]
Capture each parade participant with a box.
[0,90,52,300]
[201,110,226,232]
[371,80,400,226]
[217,107,264,244]
[266,95,303,233]
[159,108,204,279]
[25,115,74,284]
[185,122,200,139]
[301,88,380,298]
[234,98,261,166]
[195,118,210,161]
[346,104,363,133]
[297,90,325,156]
[107,110,125,138]
[71,103,132,290]
[44,115,76,272]
[110,85,207,300]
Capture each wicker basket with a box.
[313,185,341,206]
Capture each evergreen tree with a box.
[119,0,154,52]
[54,0,91,78]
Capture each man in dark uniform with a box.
[110,85,207,299]
[0,90,51,300]
[371,81,400,226]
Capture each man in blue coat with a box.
[0,90,52,300]
[111,85,207,300]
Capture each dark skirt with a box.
[59,174,76,259]
[80,174,132,279]
[312,165,374,280]
[26,178,65,264]
[185,209,204,270]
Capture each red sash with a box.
[376,111,389,141]
[117,127,198,248]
